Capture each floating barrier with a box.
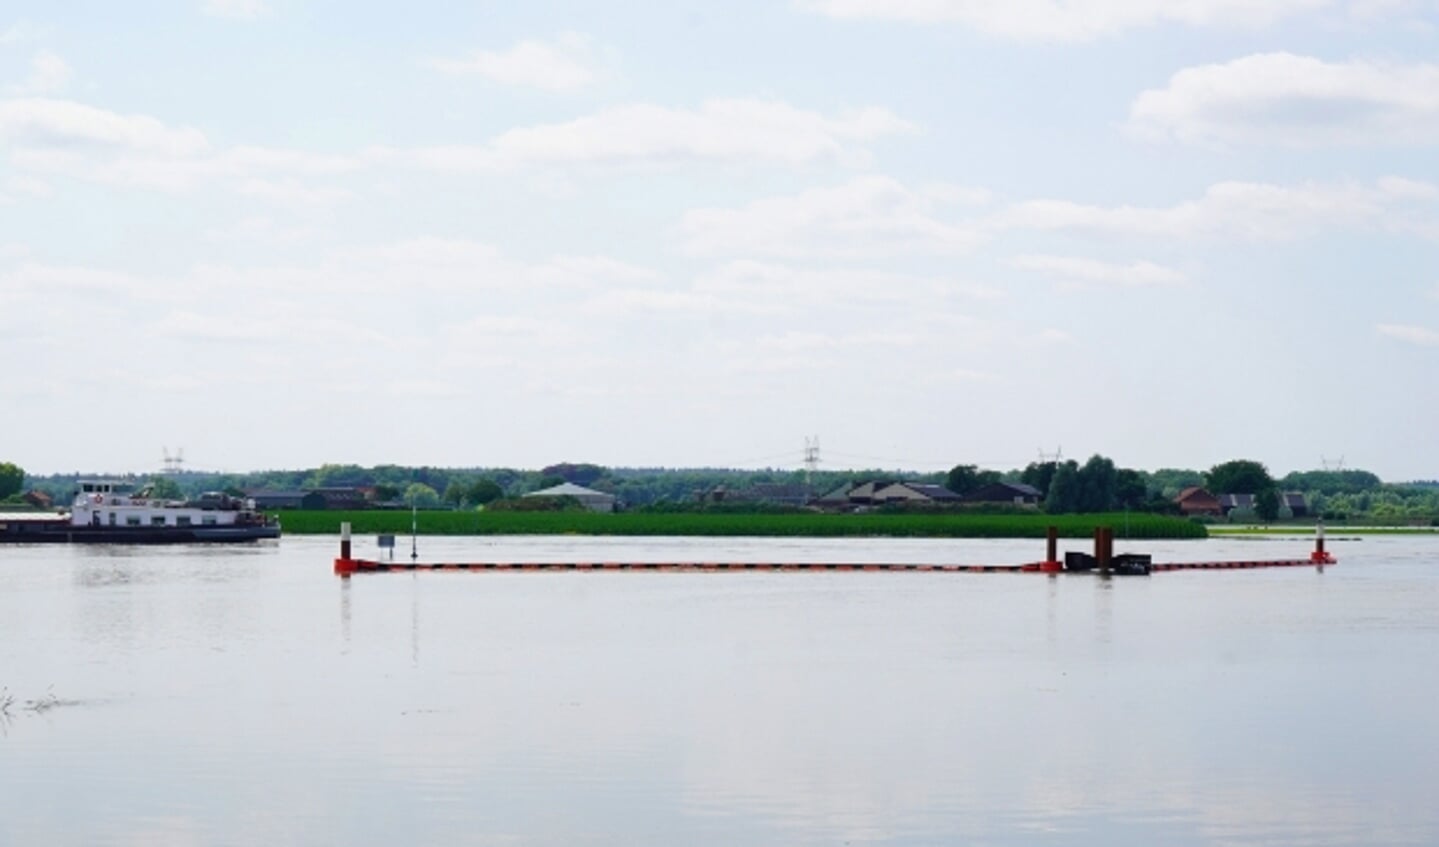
[332,523,1337,577]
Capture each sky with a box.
[1,1,1437,480]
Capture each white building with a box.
[523,482,616,513]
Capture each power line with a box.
[803,436,820,487]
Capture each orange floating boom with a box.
[333,524,1336,576]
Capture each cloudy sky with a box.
[2,1,1437,479]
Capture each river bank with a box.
[268,510,1206,539]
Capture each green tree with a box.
[442,481,468,507]
[947,464,1001,496]
[1147,468,1204,499]
[1279,469,1382,495]
[1255,488,1280,523]
[403,483,441,508]
[1075,455,1117,512]
[0,462,24,500]
[467,478,503,505]
[1114,469,1148,510]
[147,477,184,501]
[1019,462,1057,497]
[542,462,607,486]
[307,463,370,488]
[1045,461,1080,514]
[1205,460,1275,495]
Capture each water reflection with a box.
[338,576,351,648]
[0,536,1435,845]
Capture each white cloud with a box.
[236,178,354,206]
[378,99,913,170]
[997,178,1437,241]
[2,96,908,196]
[218,146,362,175]
[9,50,71,95]
[4,174,49,197]
[680,176,986,258]
[584,258,998,323]
[203,216,317,244]
[1010,255,1186,287]
[0,97,208,155]
[797,0,1329,41]
[1347,0,1434,19]
[691,260,999,315]
[202,0,270,21]
[0,22,44,45]
[1129,53,1439,147]
[582,287,729,317]
[427,32,601,92]
[1377,323,1439,346]
[946,368,1001,382]
[705,329,925,374]
[385,379,469,398]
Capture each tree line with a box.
[4,458,1437,523]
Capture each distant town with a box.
[4,457,1437,526]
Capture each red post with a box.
[1311,521,1332,564]
[335,521,355,575]
[1041,526,1062,572]
[1097,527,1113,572]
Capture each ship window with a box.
[177,516,192,527]
[202,515,217,526]
[126,516,141,526]
[151,516,166,526]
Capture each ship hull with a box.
[0,522,281,544]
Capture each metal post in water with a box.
[1096,527,1112,573]
[411,504,418,562]
[1041,526,1062,572]
[334,521,357,575]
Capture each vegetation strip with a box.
[1210,526,1436,536]
[278,510,1206,539]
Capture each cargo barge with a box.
[0,480,280,544]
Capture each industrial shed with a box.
[523,482,616,513]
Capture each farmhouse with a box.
[873,482,964,504]
[1174,486,1223,517]
[1218,493,1256,515]
[248,490,327,510]
[962,481,1043,506]
[816,480,961,509]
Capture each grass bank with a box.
[272,510,1207,540]
[1209,525,1438,536]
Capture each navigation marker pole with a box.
[411,503,418,563]
[1311,520,1329,566]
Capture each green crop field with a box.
[271,510,1207,539]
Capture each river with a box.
[1,534,1435,846]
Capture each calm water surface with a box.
[1,534,1436,846]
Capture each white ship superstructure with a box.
[71,480,261,529]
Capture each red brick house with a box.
[1174,486,1222,517]
[21,490,53,508]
